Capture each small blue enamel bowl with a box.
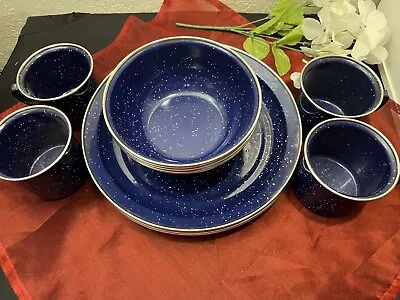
[298,55,388,135]
[12,43,96,129]
[0,106,87,200]
[294,118,399,217]
[103,36,262,174]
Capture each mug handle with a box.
[378,89,391,110]
[73,79,93,97]
[11,84,36,105]
[302,157,312,173]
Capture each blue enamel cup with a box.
[299,55,389,135]
[0,106,87,200]
[294,118,399,217]
[11,43,97,129]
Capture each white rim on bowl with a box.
[303,117,400,201]
[300,55,384,118]
[16,43,94,102]
[132,125,256,174]
[0,105,72,181]
[102,36,263,171]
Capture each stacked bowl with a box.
[102,37,262,174]
[81,35,302,235]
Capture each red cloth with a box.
[1,1,400,299]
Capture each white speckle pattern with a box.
[294,119,399,217]
[82,48,302,234]
[17,44,96,128]
[104,38,261,170]
[0,106,87,200]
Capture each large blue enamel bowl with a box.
[103,37,262,174]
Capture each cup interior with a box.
[19,45,92,99]
[105,38,260,164]
[0,107,70,179]
[306,120,398,199]
[302,57,381,116]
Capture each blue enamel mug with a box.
[299,55,389,135]
[11,43,97,129]
[294,118,399,217]
[0,106,87,200]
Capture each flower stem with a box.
[175,22,309,55]
[237,16,270,28]
[175,22,251,32]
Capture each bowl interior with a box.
[306,120,398,198]
[105,38,260,165]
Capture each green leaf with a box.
[272,45,291,76]
[243,36,270,60]
[253,16,281,34]
[276,25,303,46]
[281,23,295,30]
[282,4,304,25]
[270,0,292,17]
[270,0,304,25]
[262,21,285,35]
[276,24,295,36]
[277,30,292,37]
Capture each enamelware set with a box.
[0,36,398,235]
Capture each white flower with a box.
[330,0,356,16]
[312,0,331,7]
[290,72,301,89]
[351,0,390,64]
[312,0,356,15]
[302,0,390,64]
[302,18,324,40]
[302,0,361,57]
[301,42,351,57]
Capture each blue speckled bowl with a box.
[294,118,399,217]
[103,36,262,174]
[83,48,302,235]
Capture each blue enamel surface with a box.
[294,158,359,217]
[294,119,398,217]
[19,45,91,99]
[0,107,69,178]
[14,44,97,129]
[0,107,87,200]
[104,38,260,165]
[83,50,301,232]
[299,56,382,134]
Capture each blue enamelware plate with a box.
[82,48,302,235]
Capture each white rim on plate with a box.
[82,47,302,235]
[102,36,263,172]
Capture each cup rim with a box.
[300,55,384,118]
[0,105,72,182]
[15,43,94,102]
[102,36,263,171]
[303,117,400,201]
